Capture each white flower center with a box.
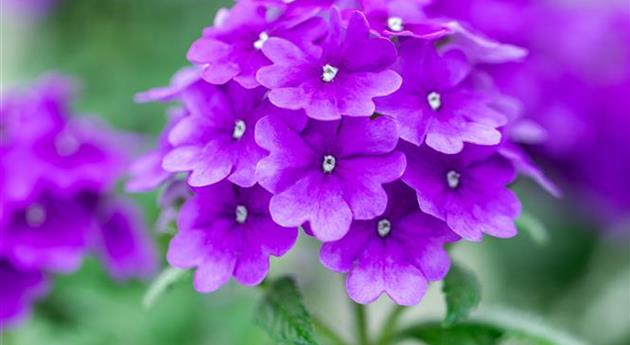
[321,64,339,83]
[55,132,80,156]
[235,205,248,224]
[446,170,461,189]
[387,17,404,32]
[253,32,269,50]
[377,219,392,237]
[427,91,442,111]
[232,119,246,140]
[322,155,336,174]
[26,204,46,227]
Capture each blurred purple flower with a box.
[0,75,157,325]
[94,198,158,280]
[0,260,48,326]
[1,192,93,273]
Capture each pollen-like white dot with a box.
[377,219,391,237]
[232,119,246,140]
[446,170,461,189]
[427,91,442,111]
[253,32,269,50]
[55,133,80,156]
[235,205,248,224]
[387,17,404,32]
[322,154,336,174]
[321,64,339,83]
[26,204,46,227]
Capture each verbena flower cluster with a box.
[432,0,630,230]
[0,75,157,325]
[132,0,555,305]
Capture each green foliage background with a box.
[1,1,628,344]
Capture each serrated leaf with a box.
[398,322,504,345]
[142,266,189,310]
[255,276,319,345]
[442,261,481,326]
[516,212,549,245]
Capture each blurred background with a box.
[1,0,628,344]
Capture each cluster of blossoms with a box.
[430,0,630,231]
[1,75,157,326]
[132,0,556,305]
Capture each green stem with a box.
[375,305,406,345]
[312,314,349,345]
[353,303,370,345]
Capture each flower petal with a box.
[269,174,352,241]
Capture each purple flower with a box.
[94,198,158,280]
[0,75,158,324]
[256,9,402,120]
[440,21,527,64]
[187,0,326,88]
[0,260,48,327]
[360,0,449,39]
[1,192,93,273]
[255,114,406,241]
[431,0,630,229]
[129,67,199,192]
[320,182,459,305]
[376,39,507,154]
[29,116,129,194]
[161,81,303,188]
[127,108,185,192]
[498,143,561,199]
[402,143,520,241]
[1,75,75,209]
[167,182,297,292]
[134,67,201,104]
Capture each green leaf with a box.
[498,332,554,345]
[398,322,504,345]
[473,307,587,345]
[397,308,587,345]
[442,261,481,326]
[255,276,319,345]
[516,212,550,245]
[142,266,189,310]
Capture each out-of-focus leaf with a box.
[443,262,481,326]
[255,276,319,345]
[397,322,504,345]
[142,266,189,310]
[499,333,553,345]
[398,317,579,345]
[516,212,549,245]
[474,307,588,345]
